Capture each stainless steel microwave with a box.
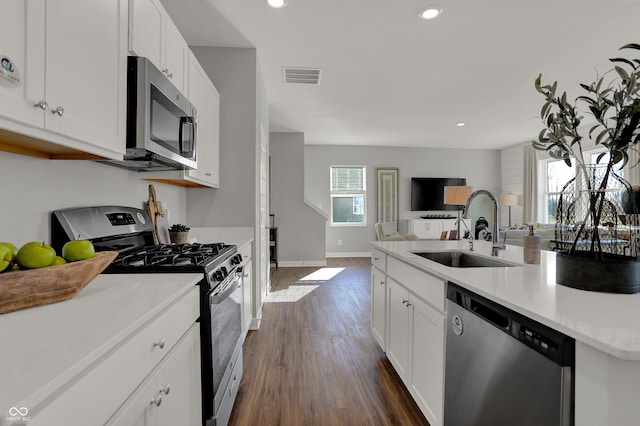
[100,56,197,171]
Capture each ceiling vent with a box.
[283,67,322,85]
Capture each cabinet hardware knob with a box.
[379,281,384,285]
[406,302,412,307]
[374,257,379,261]
[150,395,162,407]
[205,172,212,176]
[402,299,407,305]
[162,68,169,74]
[51,106,65,116]
[34,100,49,110]
[153,339,166,349]
[160,384,171,395]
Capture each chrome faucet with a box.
[462,189,505,256]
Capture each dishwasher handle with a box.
[448,284,510,330]
[469,298,509,329]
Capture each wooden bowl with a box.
[0,251,117,315]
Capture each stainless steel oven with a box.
[203,266,244,426]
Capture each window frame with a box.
[538,148,622,223]
[330,166,367,227]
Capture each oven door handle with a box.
[209,278,240,305]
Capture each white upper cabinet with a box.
[0,0,127,160]
[129,0,188,93]
[186,54,220,187]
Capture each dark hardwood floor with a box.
[229,257,429,426]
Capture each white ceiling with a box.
[160,0,640,150]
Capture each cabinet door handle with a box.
[402,299,408,306]
[34,99,49,110]
[150,395,162,407]
[379,280,384,285]
[153,339,166,349]
[51,106,65,117]
[374,257,379,261]
[162,68,174,79]
[160,384,171,395]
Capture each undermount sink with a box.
[412,251,520,268]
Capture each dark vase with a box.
[556,250,640,294]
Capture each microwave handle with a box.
[179,116,196,159]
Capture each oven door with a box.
[201,270,243,424]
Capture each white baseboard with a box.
[326,251,371,258]
[277,260,327,267]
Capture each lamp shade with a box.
[443,186,473,205]
[499,194,521,206]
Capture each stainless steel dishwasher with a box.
[444,282,574,426]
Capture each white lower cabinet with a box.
[371,266,387,350]
[382,262,446,426]
[27,286,200,426]
[107,323,201,426]
[243,258,253,335]
[387,278,411,378]
[409,294,445,426]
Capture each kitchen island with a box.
[370,239,640,426]
[0,273,202,425]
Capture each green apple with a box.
[52,256,67,266]
[62,240,95,262]
[16,241,57,269]
[0,242,17,262]
[0,246,12,272]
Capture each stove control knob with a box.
[231,254,242,265]
[214,270,224,282]
[221,267,228,278]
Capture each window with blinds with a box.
[330,166,366,225]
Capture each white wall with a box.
[270,132,326,265]
[304,145,501,256]
[0,150,186,247]
[186,47,257,227]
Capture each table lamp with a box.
[499,194,521,228]
[444,186,473,239]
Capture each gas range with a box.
[51,206,240,291]
[105,242,241,291]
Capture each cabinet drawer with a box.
[33,286,199,426]
[387,257,445,312]
[371,248,386,271]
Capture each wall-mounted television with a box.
[411,177,467,211]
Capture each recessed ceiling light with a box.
[418,6,443,20]
[456,122,465,127]
[267,0,287,8]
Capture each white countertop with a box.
[370,239,640,361]
[0,273,201,410]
